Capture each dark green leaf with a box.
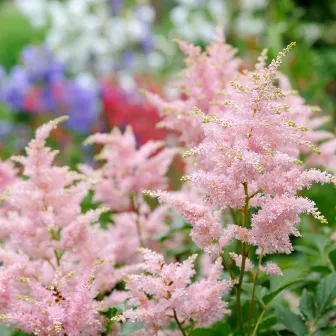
[191,329,222,336]
[328,249,336,270]
[310,266,332,275]
[313,327,336,336]
[263,280,302,305]
[259,314,278,330]
[316,273,336,318]
[276,307,307,336]
[299,289,316,321]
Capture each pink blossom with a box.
[1,271,102,336]
[80,126,176,212]
[229,252,254,272]
[0,118,139,334]
[260,262,283,276]
[147,44,334,257]
[146,32,240,147]
[118,249,233,334]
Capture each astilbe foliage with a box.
[0,117,137,335]
[116,249,233,336]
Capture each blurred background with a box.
[0,0,335,218]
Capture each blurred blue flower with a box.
[61,79,99,134]
[21,45,64,84]
[0,45,100,135]
[0,66,29,111]
[0,121,13,139]
[110,0,123,16]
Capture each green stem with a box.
[222,253,235,281]
[236,182,250,336]
[187,321,195,336]
[236,244,247,336]
[251,305,268,336]
[248,249,264,336]
[131,194,145,248]
[230,208,239,225]
[54,250,64,267]
[173,309,186,336]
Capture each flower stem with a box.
[236,182,250,336]
[236,244,247,336]
[131,194,145,248]
[251,305,268,336]
[222,253,235,280]
[173,309,186,336]
[248,249,264,336]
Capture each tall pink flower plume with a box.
[146,32,240,147]
[0,118,140,335]
[147,44,335,256]
[116,249,233,335]
[80,125,176,211]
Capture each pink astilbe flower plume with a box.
[146,30,240,147]
[80,125,176,212]
[115,249,233,336]
[0,117,141,335]
[0,271,102,336]
[147,43,335,256]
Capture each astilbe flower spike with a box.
[0,117,140,335]
[146,29,240,147]
[79,125,178,258]
[115,249,233,336]
[146,32,336,174]
[80,125,176,212]
[148,43,335,256]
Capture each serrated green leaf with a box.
[328,249,336,270]
[316,273,336,318]
[262,279,301,305]
[299,289,316,321]
[276,307,307,336]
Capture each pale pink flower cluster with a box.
[80,125,178,260]
[147,35,336,173]
[118,249,233,336]
[146,30,240,147]
[0,118,138,335]
[148,43,335,256]
[229,253,283,276]
[1,270,102,336]
[80,126,176,211]
[278,74,336,172]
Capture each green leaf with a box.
[191,329,223,336]
[262,279,302,305]
[328,249,336,270]
[299,289,316,321]
[243,283,268,306]
[259,314,277,330]
[314,327,336,336]
[316,273,336,318]
[0,325,11,336]
[276,307,307,336]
